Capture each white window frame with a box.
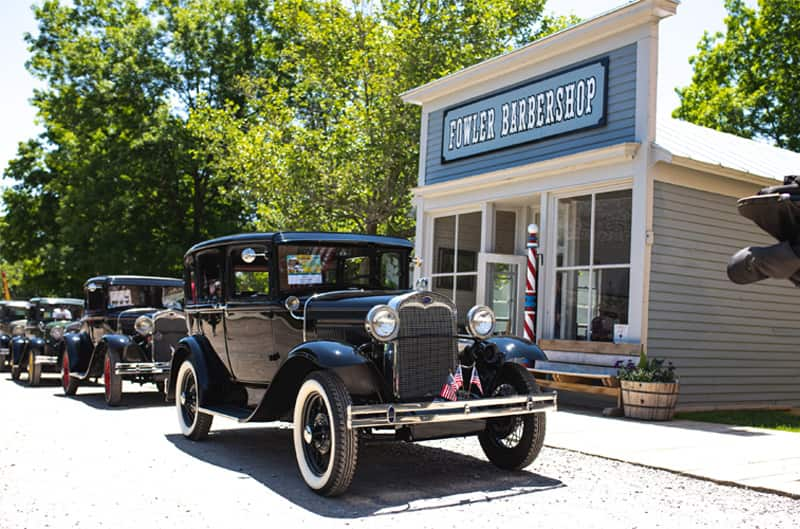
[429,210,482,301]
[546,183,633,341]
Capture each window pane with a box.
[454,282,477,330]
[594,190,632,265]
[380,252,402,289]
[554,269,590,340]
[457,212,482,272]
[591,268,630,342]
[495,210,516,254]
[557,195,591,267]
[433,216,456,275]
[234,271,270,297]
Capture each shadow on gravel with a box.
[8,376,63,388]
[61,389,168,410]
[166,427,563,518]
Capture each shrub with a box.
[616,350,676,383]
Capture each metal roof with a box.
[186,232,413,255]
[84,276,183,288]
[0,300,32,308]
[655,118,800,182]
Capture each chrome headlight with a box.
[365,305,399,342]
[50,326,64,340]
[11,325,24,336]
[466,305,496,339]
[134,315,154,336]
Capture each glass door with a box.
[478,253,526,336]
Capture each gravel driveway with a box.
[1,374,797,529]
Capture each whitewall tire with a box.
[292,371,358,496]
[175,361,213,441]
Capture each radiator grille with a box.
[152,312,186,363]
[394,293,457,400]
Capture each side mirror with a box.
[285,296,303,320]
[241,247,268,264]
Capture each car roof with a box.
[1,300,32,308]
[186,232,413,255]
[30,297,84,306]
[84,276,184,288]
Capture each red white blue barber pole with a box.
[524,224,538,342]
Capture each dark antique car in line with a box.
[62,276,185,406]
[0,300,31,372]
[9,297,84,385]
[169,232,555,496]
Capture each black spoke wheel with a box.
[293,371,358,496]
[175,361,212,441]
[478,362,546,470]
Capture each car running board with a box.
[197,404,255,422]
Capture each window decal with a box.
[109,288,133,307]
[286,254,322,285]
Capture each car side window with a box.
[231,246,271,299]
[196,250,225,304]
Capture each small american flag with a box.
[453,365,464,390]
[470,367,483,395]
[439,373,458,401]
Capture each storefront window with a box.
[431,211,482,326]
[554,189,631,341]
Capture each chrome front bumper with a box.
[34,355,58,365]
[347,393,557,430]
[115,362,170,376]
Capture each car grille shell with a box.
[393,292,457,400]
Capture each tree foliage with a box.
[1,0,576,296]
[674,0,800,151]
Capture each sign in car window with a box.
[441,59,608,162]
[109,289,133,307]
[286,255,322,285]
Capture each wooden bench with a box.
[528,339,642,415]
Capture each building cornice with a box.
[413,142,641,199]
[651,144,778,188]
[401,0,678,106]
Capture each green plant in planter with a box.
[615,350,676,383]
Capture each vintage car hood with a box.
[304,291,407,321]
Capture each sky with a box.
[0,0,758,178]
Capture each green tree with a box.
[194,0,578,237]
[674,0,800,151]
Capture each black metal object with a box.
[728,175,800,285]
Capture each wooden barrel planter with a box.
[620,380,679,421]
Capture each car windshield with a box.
[4,306,28,320]
[162,286,184,310]
[108,285,180,310]
[278,244,407,294]
[35,303,83,322]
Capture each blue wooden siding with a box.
[424,43,637,185]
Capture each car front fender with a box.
[10,336,28,365]
[488,336,547,368]
[168,335,243,406]
[64,332,94,374]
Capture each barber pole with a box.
[524,224,538,342]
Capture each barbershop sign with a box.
[441,59,608,162]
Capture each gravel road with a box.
[1,373,797,529]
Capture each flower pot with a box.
[620,380,679,421]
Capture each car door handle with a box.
[269,353,280,361]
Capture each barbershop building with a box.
[402,0,800,411]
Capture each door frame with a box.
[477,252,527,336]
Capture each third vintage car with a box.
[0,300,31,372]
[169,232,556,496]
[9,297,84,385]
[62,275,185,405]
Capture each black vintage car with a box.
[9,297,84,385]
[62,276,185,406]
[0,300,31,372]
[169,232,556,496]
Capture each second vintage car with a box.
[9,297,84,385]
[169,232,556,496]
[62,275,185,405]
[0,300,31,372]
